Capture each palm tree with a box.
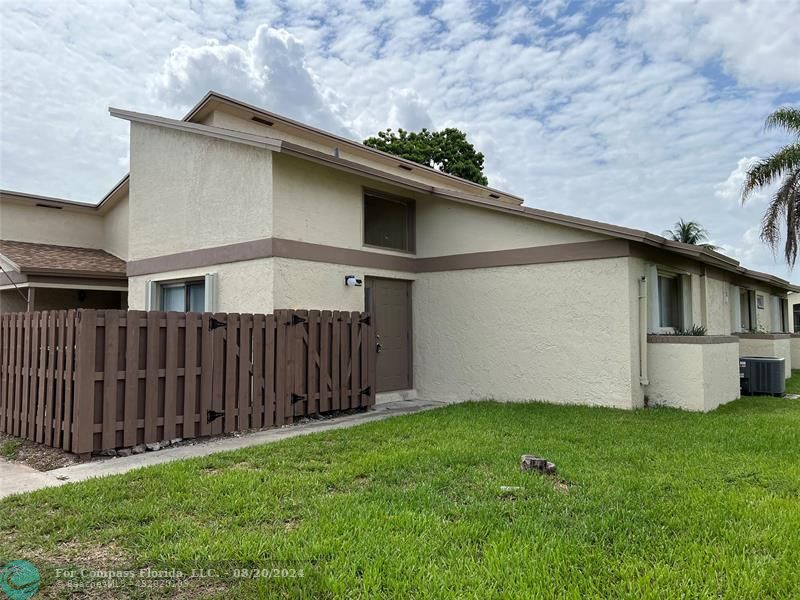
[742,106,800,265]
[663,219,718,250]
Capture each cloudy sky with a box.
[2,0,799,279]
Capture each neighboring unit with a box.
[2,91,797,412]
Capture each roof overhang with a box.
[110,105,799,293]
[182,90,524,206]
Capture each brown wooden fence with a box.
[0,309,375,455]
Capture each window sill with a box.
[362,243,417,256]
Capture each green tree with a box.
[364,127,488,185]
[742,106,800,265]
[664,219,718,250]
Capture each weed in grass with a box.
[0,439,22,460]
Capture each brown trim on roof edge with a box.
[647,335,739,344]
[127,238,629,277]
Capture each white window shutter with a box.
[145,280,157,311]
[204,273,217,313]
[646,264,659,332]
[680,274,693,330]
[730,285,741,332]
[771,296,782,332]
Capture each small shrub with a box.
[664,325,707,336]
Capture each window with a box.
[647,265,691,333]
[363,191,415,252]
[657,275,682,328]
[794,304,800,332]
[160,280,205,312]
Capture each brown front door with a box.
[365,277,412,392]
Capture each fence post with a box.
[73,309,97,456]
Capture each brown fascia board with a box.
[110,105,800,293]
[0,176,129,215]
[96,174,130,213]
[17,266,127,279]
[0,189,99,212]
[181,90,524,206]
[109,107,284,152]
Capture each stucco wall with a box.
[272,153,606,257]
[0,201,104,248]
[272,258,413,311]
[103,193,129,260]
[646,340,740,411]
[738,336,791,379]
[128,258,275,314]
[413,257,637,407]
[128,122,272,260]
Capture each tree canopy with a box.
[363,127,488,185]
[741,106,800,266]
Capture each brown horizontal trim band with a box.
[271,239,417,271]
[417,239,630,272]
[735,332,791,340]
[127,239,274,276]
[647,334,739,345]
[127,237,630,277]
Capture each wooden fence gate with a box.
[0,309,376,455]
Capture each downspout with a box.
[638,276,649,385]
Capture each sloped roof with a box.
[0,240,126,278]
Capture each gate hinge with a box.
[291,393,307,403]
[291,314,307,325]
[360,386,371,396]
[359,315,371,325]
[209,317,227,331]
[207,409,225,423]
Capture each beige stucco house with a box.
[2,91,797,412]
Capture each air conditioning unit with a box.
[740,356,785,396]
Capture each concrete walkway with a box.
[0,399,444,500]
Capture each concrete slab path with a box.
[0,399,444,500]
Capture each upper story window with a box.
[363,191,415,252]
[161,280,205,312]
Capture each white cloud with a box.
[1,0,799,283]
[625,0,800,88]
[714,156,762,203]
[155,25,349,134]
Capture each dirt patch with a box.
[0,432,80,471]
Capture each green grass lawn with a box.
[3,380,800,599]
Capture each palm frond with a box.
[742,142,800,202]
[765,107,800,137]
[760,169,800,265]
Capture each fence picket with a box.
[0,307,374,453]
[183,312,199,439]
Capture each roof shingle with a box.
[0,240,126,277]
